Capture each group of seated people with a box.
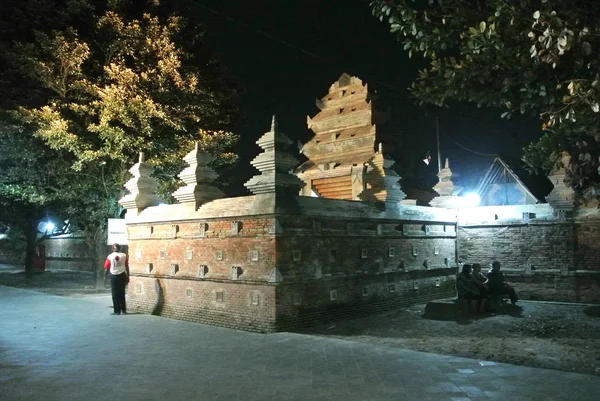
[456,261,518,313]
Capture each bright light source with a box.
[463,192,481,207]
[45,222,55,232]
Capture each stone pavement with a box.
[0,286,598,401]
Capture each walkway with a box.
[0,285,597,401]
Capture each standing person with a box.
[104,244,129,315]
[487,261,518,305]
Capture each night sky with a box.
[192,0,547,198]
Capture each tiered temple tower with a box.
[296,73,405,203]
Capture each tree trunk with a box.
[24,218,37,279]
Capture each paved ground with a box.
[1,286,598,401]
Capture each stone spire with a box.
[546,152,575,211]
[357,144,406,203]
[119,152,161,214]
[172,142,224,209]
[244,116,304,195]
[382,157,407,203]
[430,158,462,208]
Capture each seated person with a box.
[471,263,489,298]
[457,264,487,313]
[487,261,518,305]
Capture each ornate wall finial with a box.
[245,116,304,195]
[270,115,278,132]
[546,152,576,211]
[429,157,462,208]
[118,153,161,213]
[172,143,223,209]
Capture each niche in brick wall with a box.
[199,222,208,237]
[185,249,193,261]
[216,291,225,303]
[313,220,322,234]
[146,263,153,274]
[423,225,431,235]
[388,284,396,293]
[250,250,259,262]
[329,289,337,301]
[434,246,440,255]
[361,248,368,259]
[293,250,302,262]
[423,259,431,269]
[216,250,223,261]
[231,221,241,235]
[185,288,193,299]
[170,264,179,275]
[159,250,167,260]
[388,247,395,258]
[412,246,418,256]
[198,264,208,278]
[250,291,260,306]
[231,266,242,280]
[435,278,441,287]
[362,287,368,297]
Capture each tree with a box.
[0,0,241,284]
[0,120,75,277]
[370,0,600,198]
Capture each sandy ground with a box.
[1,265,599,376]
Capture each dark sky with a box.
[191,0,547,197]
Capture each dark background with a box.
[189,0,547,197]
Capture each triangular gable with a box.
[475,157,540,206]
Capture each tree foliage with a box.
[0,0,241,277]
[371,0,600,197]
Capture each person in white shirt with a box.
[104,243,130,315]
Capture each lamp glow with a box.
[44,222,55,232]
[463,192,481,207]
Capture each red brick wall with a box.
[574,221,600,270]
[125,214,458,332]
[128,276,277,332]
[458,220,600,302]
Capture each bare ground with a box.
[1,265,599,376]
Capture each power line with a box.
[185,0,406,94]
[185,1,509,160]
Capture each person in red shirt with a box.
[104,244,130,315]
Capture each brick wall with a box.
[458,223,575,271]
[457,205,600,302]
[128,276,277,332]
[275,269,456,331]
[574,221,600,270]
[43,236,111,272]
[124,198,459,332]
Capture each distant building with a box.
[474,157,551,206]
